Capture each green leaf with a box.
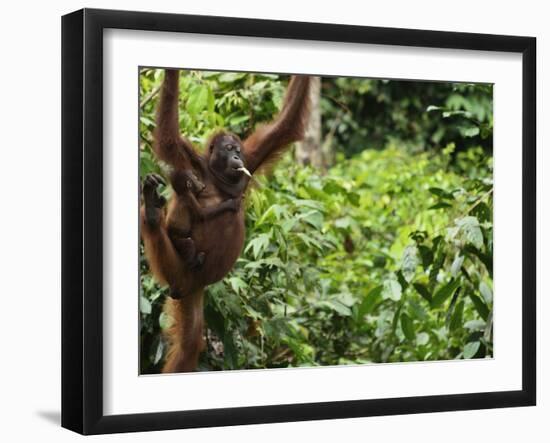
[382,278,402,301]
[260,257,285,268]
[463,244,493,277]
[358,285,383,317]
[229,114,250,126]
[298,210,324,230]
[428,187,453,199]
[479,281,493,304]
[464,319,486,331]
[320,300,352,316]
[257,73,279,80]
[392,302,404,335]
[228,277,248,294]
[187,84,209,115]
[450,254,465,277]
[469,293,489,320]
[416,332,430,346]
[431,278,461,309]
[408,299,428,321]
[443,109,473,119]
[373,255,387,268]
[449,300,464,332]
[207,87,215,112]
[323,180,345,195]
[484,311,493,343]
[218,72,246,82]
[456,216,484,249]
[429,241,446,290]
[139,115,155,127]
[426,105,443,112]
[281,218,297,233]
[417,245,433,270]
[139,295,152,315]
[401,313,415,341]
[244,232,271,259]
[257,204,287,225]
[401,245,419,283]
[250,80,268,92]
[463,341,481,359]
[296,233,323,250]
[334,216,353,229]
[336,292,356,307]
[429,202,452,210]
[152,338,164,365]
[330,300,353,316]
[396,270,409,291]
[347,192,360,206]
[471,201,491,222]
[413,283,432,303]
[459,126,480,138]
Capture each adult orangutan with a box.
[140,69,311,372]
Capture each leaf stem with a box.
[464,187,493,215]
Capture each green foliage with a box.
[139,69,493,373]
[322,78,493,157]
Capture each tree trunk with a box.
[296,76,323,169]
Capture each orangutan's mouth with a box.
[235,167,252,177]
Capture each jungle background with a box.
[139,69,493,374]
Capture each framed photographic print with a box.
[61,8,536,435]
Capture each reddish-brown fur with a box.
[141,69,311,373]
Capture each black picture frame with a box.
[61,8,536,435]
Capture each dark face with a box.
[208,133,246,183]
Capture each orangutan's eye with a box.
[226,144,234,151]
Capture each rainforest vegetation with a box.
[139,70,493,373]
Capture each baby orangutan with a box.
[142,169,240,299]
